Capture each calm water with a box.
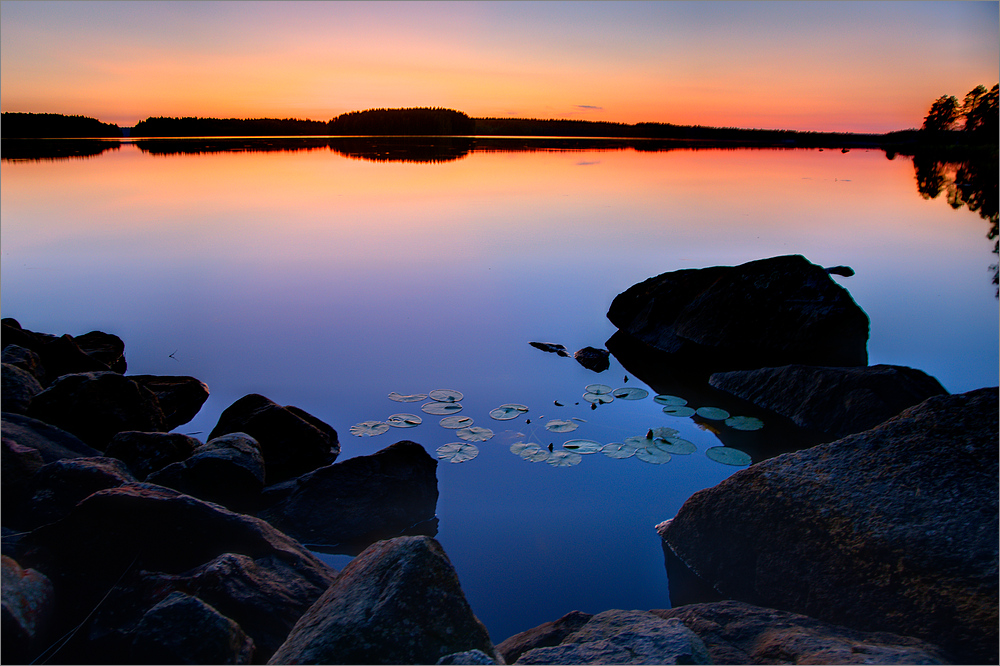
[2,139,997,642]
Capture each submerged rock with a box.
[573,346,610,372]
[607,255,870,372]
[659,387,998,664]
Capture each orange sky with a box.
[1,1,997,132]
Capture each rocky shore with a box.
[3,255,996,664]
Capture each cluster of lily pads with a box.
[349,383,760,468]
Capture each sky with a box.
[1,1,997,132]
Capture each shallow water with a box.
[2,139,996,642]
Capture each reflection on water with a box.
[0,138,121,161]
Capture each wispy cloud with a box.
[576,105,604,110]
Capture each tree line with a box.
[921,84,998,138]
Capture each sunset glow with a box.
[1,1,998,132]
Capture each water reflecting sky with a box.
[2,143,996,641]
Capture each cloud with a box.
[575,105,604,110]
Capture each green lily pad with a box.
[725,415,765,431]
[428,389,464,403]
[706,446,752,466]
[696,406,731,420]
[624,435,655,447]
[523,447,551,462]
[440,415,475,429]
[490,405,528,421]
[421,401,463,415]
[562,439,602,454]
[636,446,672,464]
[583,392,614,404]
[387,413,422,428]
[510,441,541,456]
[546,450,582,467]
[653,436,697,455]
[650,426,680,439]
[457,426,494,442]
[545,419,579,433]
[584,383,613,395]
[388,392,427,403]
[612,387,649,400]
[653,395,687,406]
[350,421,390,437]
[437,442,479,463]
[662,405,697,417]
[601,441,638,459]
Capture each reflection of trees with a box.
[912,153,999,296]
[0,139,121,161]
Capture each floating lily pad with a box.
[654,395,687,406]
[571,417,587,422]
[388,392,427,403]
[583,392,614,404]
[421,401,463,415]
[636,446,672,464]
[562,439,602,454]
[546,450,582,467]
[545,419,580,433]
[696,406,731,420]
[387,413,422,428]
[428,389,464,403]
[706,446,752,466]
[653,437,697,455]
[725,415,765,431]
[662,405,697,417]
[624,435,654,447]
[601,441,638,459]
[523,448,551,462]
[490,405,528,420]
[650,426,680,439]
[440,415,474,429]
[457,426,494,442]
[350,421,390,437]
[584,383,613,395]
[612,387,649,400]
[437,442,479,463]
[510,441,541,456]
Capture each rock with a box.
[659,387,998,664]
[2,344,45,383]
[708,364,948,439]
[128,374,209,430]
[495,610,593,664]
[259,440,438,554]
[72,330,127,373]
[651,600,950,664]
[209,394,338,483]
[1,555,55,665]
[1,439,46,522]
[1,323,111,383]
[1,362,44,414]
[436,649,498,664]
[513,609,710,664]
[1,413,101,463]
[26,371,166,449]
[607,255,870,372]
[825,265,855,277]
[529,341,570,357]
[104,431,200,480]
[16,456,135,531]
[129,591,255,665]
[573,347,610,372]
[269,536,496,665]
[147,433,265,513]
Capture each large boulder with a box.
[495,610,594,664]
[26,371,166,449]
[104,431,200,480]
[659,387,998,664]
[1,412,101,463]
[209,394,338,483]
[708,364,948,439]
[512,609,710,664]
[1,362,44,414]
[259,440,438,554]
[1,439,46,521]
[652,600,950,664]
[2,344,45,383]
[128,374,209,430]
[72,330,127,373]
[607,255,870,372]
[15,456,136,531]
[1,321,112,384]
[269,536,495,665]
[1,555,56,665]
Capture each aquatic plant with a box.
[546,450,582,467]
[388,392,427,402]
[386,413,422,428]
[601,441,638,458]
[350,421,390,437]
[421,401,464,415]
[490,404,529,420]
[653,436,697,455]
[437,442,479,463]
[725,415,765,430]
[662,405,696,417]
[545,419,579,433]
[457,426,494,442]
[440,415,475,429]
[706,446,752,466]
[653,394,687,406]
[582,392,614,404]
[584,383,613,395]
[612,387,648,400]
[696,406,731,420]
[428,388,464,403]
[562,439,602,454]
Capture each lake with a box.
[2,138,997,643]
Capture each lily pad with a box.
[662,405,696,417]
[725,415,765,431]
[653,436,697,455]
[612,387,649,400]
[706,446,752,466]
[562,439,602,454]
[440,415,474,429]
[421,401,463,415]
[696,406,731,420]
[653,395,687,406]
[601,441,638,459]
[510,441,541,456]
[584,383,613,395]
[388,392,427,403]
[635,446,672,464]
[428,389,464,403]
[490,405,528,421]
[386,413,422,428]
[457,426,494,442]
[545,419,580,433]
[523,448,552,462]
[350,421,390,437]
[650,426,680,439]
[583,392,614,404]
[546,450,582,467]
[437,442,479,463]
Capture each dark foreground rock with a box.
[659,387,998,664]
[708,363,948,439]
[1,412,101,463]
[2,555,56,665]
[573,346,610,372]
[128,374,210,430]
[259,440,438,554]
[495,610,593,664]
[14,456,135,531]
[104,430,201,480]
[1,362,44,414]
[607,255,870,372]
[269,536,495,665]
[652,600,951,664]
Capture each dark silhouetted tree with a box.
[962,84,998,136]
[921,95,959,131]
